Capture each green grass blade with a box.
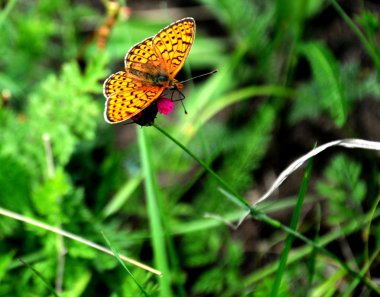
[0,251,14,282]
[331,0,380,76]
[364,194,380,266]
[153,125,250,209]
[307,203,321,289]
[0,0,18,28]
[137,127,173,297]
[18,258,59,297]
[343,244,380,297]
[270,159,313,296]
[101,173,142,218]
[342,194,380,297]
[196,85,294,131]
[101,232,149,297]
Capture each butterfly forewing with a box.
[153,18,195,78]
[124,37,162,79]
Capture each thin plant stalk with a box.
[138,128,173,297]
[153,124,380,294]
[18,258,59,297]
[102,232,150,297]
[43,133,65,294]
[0,207,161,276]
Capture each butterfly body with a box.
[103,18,195,124]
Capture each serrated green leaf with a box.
[300,42,347,126]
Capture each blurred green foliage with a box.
[1,0,380,296]
[317,154,366,225]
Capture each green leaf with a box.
[316,154,366,225]
[0,252,14,282]
[299,42,347,126]
[31,167,71,216]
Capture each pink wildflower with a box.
[157,97,175,115]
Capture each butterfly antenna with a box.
[174,70,217,115]
[180,99,188,115]
[179,69,218,84]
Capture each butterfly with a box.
[103,17,195,125]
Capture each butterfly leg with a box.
[167,85,186,102]
[171,88,187,114]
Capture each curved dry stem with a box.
[0,207,162,276]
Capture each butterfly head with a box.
[152,75,183,90]
[169,80,183,91]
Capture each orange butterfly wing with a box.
[103,18,195,124]
[103,71,163,123]
[153,17,195,78]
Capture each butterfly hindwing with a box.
[104,77,164,123]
